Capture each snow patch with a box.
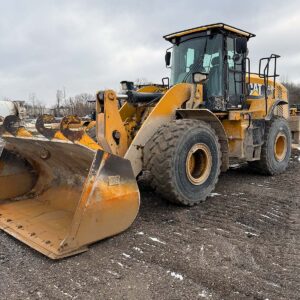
[260,214,272,219]
[167,270,183,280]
[236,221,256,231]
[209,192,221,197]
[198,289,212,298]
[149,237,166,245]
[136,231,144,235]
[267,282,280,288]
[267,212,281,218]
[231,192,245,196]
[216,228,226,232]
[107,270,120,277]
[173,232,183,236]
[245,231,259,237]
[133,247,143,253]
[122,253,131,258]
[143,242,156,248]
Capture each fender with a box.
[266,99,288,121]
[125,83,192,176]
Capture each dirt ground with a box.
[0,150,299,300]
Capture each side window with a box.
[227,38,235,69]
[186,48,195,72]
[203,53,220,73]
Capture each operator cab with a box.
[164,23,255,111]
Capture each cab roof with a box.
[164,23,255,42]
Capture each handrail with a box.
[259,54,280,114]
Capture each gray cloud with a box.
[0,0,299,105]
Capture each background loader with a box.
[0,23,298,259]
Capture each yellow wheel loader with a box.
[0,23,296,259]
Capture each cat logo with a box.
[248,83,273,99]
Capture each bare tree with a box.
[56,89,65,117]
[35,101,46,115]
[28,93,37,117]
[282,81,300,105]
[52,92,95,117]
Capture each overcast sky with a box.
[0,0,299,106]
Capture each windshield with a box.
[170,34,223,88]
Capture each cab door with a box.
[226,37,246,109]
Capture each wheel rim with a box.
[185,143,212,185]
[274,133,287,162]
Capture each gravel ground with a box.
[0,150,299,300]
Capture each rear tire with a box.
[144,119,221,206]
[249,117,291,175]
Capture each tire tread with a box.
[144,119,221,206]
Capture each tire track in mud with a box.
[135,151,300,299]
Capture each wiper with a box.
[182,61,203,83]
[183,37,209,83]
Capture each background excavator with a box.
[0,23,299,259]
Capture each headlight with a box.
[120,81,134,91]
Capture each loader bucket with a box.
[0,133,140,259]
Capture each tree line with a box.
[5,80,300,119]
[25,90,95,118]
[282,81,300,105]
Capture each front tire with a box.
[144,119,221,206]
[249,117,291,175]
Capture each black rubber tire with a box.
[249,117,291,175]
[144,119,221,206]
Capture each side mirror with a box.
[235,37,247,54]
[192,72,208,84]
[165,51,171,67]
